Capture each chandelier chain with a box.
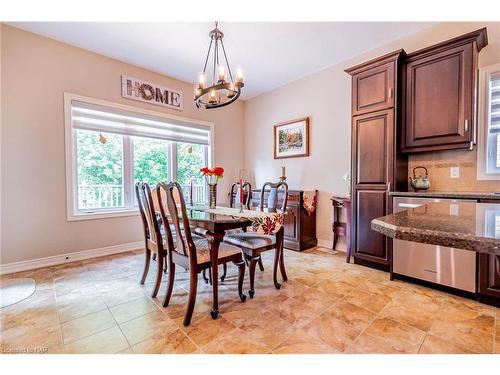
[202,39,213,74]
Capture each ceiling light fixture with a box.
[194,22,244,109]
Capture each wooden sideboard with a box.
[251,189,317,252]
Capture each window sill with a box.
[476,172,500,181]
[67,209,139,222]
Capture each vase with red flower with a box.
[200,166,224,209]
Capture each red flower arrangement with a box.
[200,166,224,185]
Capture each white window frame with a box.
[477,63,500,180]
[64,93,214,221]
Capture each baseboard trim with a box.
[0,241,143,275]
[316,239,331,249]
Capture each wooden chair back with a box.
[229,181,252,209]
[135,182,163,247]
[259,181,289,213]
[158,181,198,269]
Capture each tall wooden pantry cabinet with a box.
[345,50,408,270]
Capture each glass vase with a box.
[208,183,217,209]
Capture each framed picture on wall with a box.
[274,117,310,159]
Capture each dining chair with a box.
[135,182,168,298]
[157,181,247,326]
[223,181,289,298]
[200,181,259,283]
[229,181,252,209]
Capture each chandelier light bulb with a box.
[227,82,236,98]
[194,85,201,97]
[236,68,244,84]
[198,73,206,89]
[218,66,226,81]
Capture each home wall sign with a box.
[121,75,183,111]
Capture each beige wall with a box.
[244,22,500,249]
[1,24,245,265]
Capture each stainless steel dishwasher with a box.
[392,196,477,293]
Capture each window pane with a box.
[133,136,169,185]
[487,72,500,172]
[76,130,124,210]
[177,142,207,204]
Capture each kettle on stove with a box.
[409,166,431,191]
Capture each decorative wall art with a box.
[121,75,183,110]
[274,117,310,159]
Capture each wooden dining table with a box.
[185,206,286,319]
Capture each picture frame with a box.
[274,117,310,159]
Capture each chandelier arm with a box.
[220,39,234,83]
[202,39,213,74]
[212,39,217,86]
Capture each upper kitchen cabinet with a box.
[346,49,405,116]
[401,28,488,153]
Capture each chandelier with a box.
[194,22,244,109]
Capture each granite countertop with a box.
[390,191,500,200]
[371,201,500,255]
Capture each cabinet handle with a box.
[389,88,393,99]
[464,119,468,132]
[387,182,391,192]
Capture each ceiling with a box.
[10,22,434,99]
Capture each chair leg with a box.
[202,268,209,284]
[151,253,164,298]
[140,249,151,285]
[279,246,288,282]
[248,256,258,298]
[162,260,175,307]
[221,263,227,282]
[152,253,157,261]
[163,255,168,274]
[233,260,246,302]
[183,272,198,326]
[273,247,281,290]
[258,258,265,272]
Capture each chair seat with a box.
[224,232,276,250]
[191,235,243,266]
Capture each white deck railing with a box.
[78,182,206,209]
[78,184,123,209]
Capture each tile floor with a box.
[1,247,499,354]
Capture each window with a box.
[65,93,213,220]
[478,63,500,179]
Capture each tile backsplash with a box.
[407,148,499,192]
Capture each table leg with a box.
[206,231,224,319]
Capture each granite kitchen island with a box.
[371,201,500,255]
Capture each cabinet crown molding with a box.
[405,27,488,61]
[345,49,406,76]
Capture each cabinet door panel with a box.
[353,109,393,185]
[404,44,472,151]
[354,189,388,262]
[479,254,500,298]
[352,62,395,115]
[283,205,299,242]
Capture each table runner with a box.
[303,191,317,216]
[189,206,284,235]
